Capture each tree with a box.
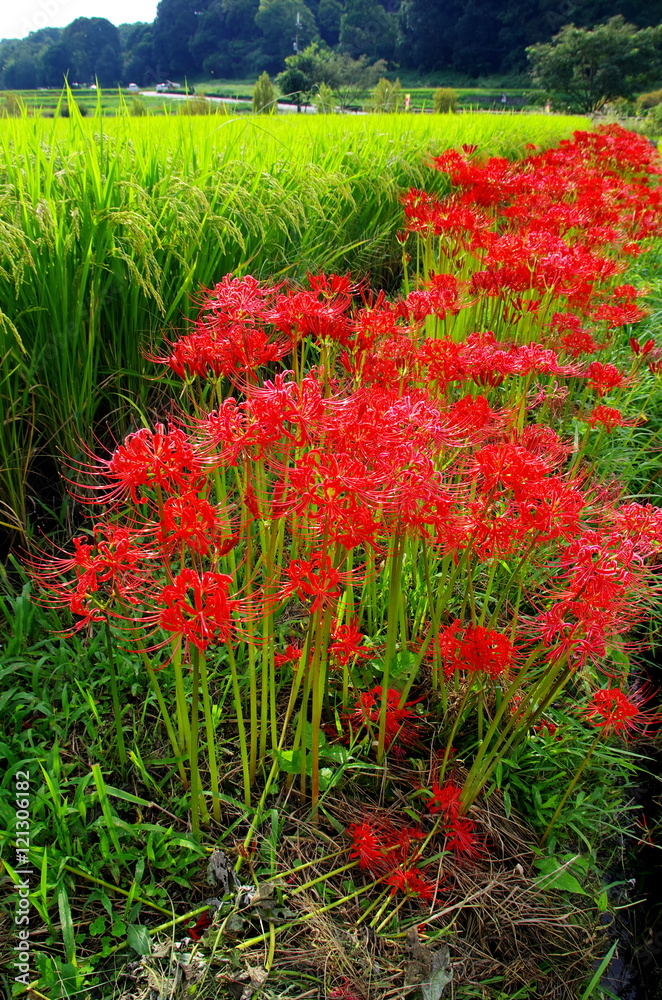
[527,16,662,113]
[153,0,209,77]
[255,0,318,74]
[62,17,122,84]
[339,0,398,63]
[317,0,342,46]
[120,23,156,85]
[252,69,276,111]
[398,0,463,72]
[275,42,339,107]
[38,38,71,87]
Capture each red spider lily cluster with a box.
[346,777,483,903]
[31,125,662,825]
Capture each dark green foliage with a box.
[528,16,662,112]
[254,0,318,73]
[153,0,206,77]
[2,0,662,86]
[339,0,398,62]
[62,17,122,85]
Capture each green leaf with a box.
[534,857,588,895]
[57,885,77,964]
[89,915,107,936]
[127,923,152,956]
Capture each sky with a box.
[1,0,159,40]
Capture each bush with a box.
[252,71,276,114]
[315,81,336,114]
[179,96,225,116]
[433,87,458,113]
[59,101,88,118]
[647,102,662,135]
[637,88,662,110]
[1,92,24,117]
[368,77,402,113]
[129,97,148,117]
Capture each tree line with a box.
[0,0,661,89]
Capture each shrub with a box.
[252,71,276,114]
[129,97,148,117]
[1,92,24,117]
[433,87,458,113]
[369,77,402,113]
[315,81,336,114]
[636,88,662,109]
[179,96,225,115]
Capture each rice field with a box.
[0,110,586,538]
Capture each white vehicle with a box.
[127,83,140,93]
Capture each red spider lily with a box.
[29,526,153,628]
[437,621,515,679]
[157,568,239,651]
[348,819,389,872]
[265,273,358,346]
[426,779,463,818]
[534,719,559,738]
[280,550,343,613]
[586,361,631,397]
[587,405,638,432]
[156,492,234,556]
[423,780,483,858]
[162,323,291,381]
[584,686,661,738]
[444,816,483,859]
[402,273,462,322]
[80,425,215,504]
[347,815,430,897]
[629,337,656,356]
[328,979,365,1000]
[273,643,304,668]
[328,618,373,666]
[350,686,422,751]
[384,867,437,901]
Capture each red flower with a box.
[328,618,372,666]
[159,568,237,651]
[427,780,463,818]
[385,867,437,901]
[351,686,421,751]
[281,551,342,612]
[586,361,630,397]
[587,405,636,432]
[585,686,660,738]
[437,621,514,679]
[95,425,213,503]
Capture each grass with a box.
[0,107,586,538]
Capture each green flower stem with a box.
[104,622,127,765]
[198,650,221,824]
[171,640,189,760]
[189,646,205,835]
[539,732,602,848]
[240,619,317,856]
[377,532,405,764]
[226,641,251,809]
[461,658,572,809]
[139,650,188,788]
[310,605,332,818]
